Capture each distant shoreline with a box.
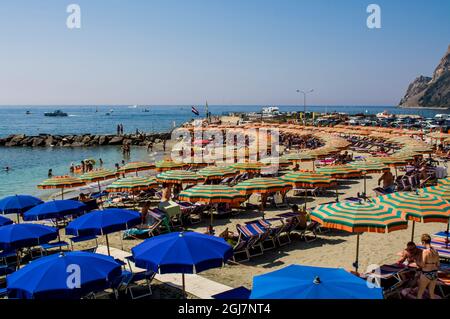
[399,105,450,110]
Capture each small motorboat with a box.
[25,111,31,115]
[44,110,68,117]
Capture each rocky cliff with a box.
[399,45,450,108]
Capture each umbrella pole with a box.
[61,187,64,200]
[304,190,307,211]
[105,233,111,256]
[411,221,415,242]
[16,212,20,224]
[354,233,360,273]
[446,218,449,249]
[97,181,102,192]
[363,174,367,195]
[182,273,186,299]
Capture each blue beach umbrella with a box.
[65,208,141,255]
[23,200,87,221]
[0,195,44,223]
[250,265,383,299]
[0,223,58,251]
[6,251,122,299]
[0,215,13,227]
[132,231,232,296]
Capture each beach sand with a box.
[52,153,448,293]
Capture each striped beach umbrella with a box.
[179,185,245,204]
[438,178,450,186]
[373,192,450,241]
[118,161,155,176]
[156,170,204,185]
[230,162,266,174]
[179,185,246,226]
[310,201,407,272]
[197,166,239,181]
[38,176,86,200]
[260,157,291,168]
[106,177,158,193]
[316,165,362,179]
[155,160,185,172]
[80,169,118,192]
[280,172,336,188]
[420,185,450,201]
[368,156,408,167]
[234,178,292,195]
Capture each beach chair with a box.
[234,224,263,260]
[123,209,170,239]
[0,288,7,299]
[212,286,251,300]
[362,263,411,298]
[159,200,183,229]
[38,240,70,256]
[247,221,276,251]
[113,256,154,299]
[69,235,98,253]
[297,220,319,242]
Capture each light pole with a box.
[296,89,314,126]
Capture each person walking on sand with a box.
[417,234,440,299]
[117,124,121,136]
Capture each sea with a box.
[0,105,448,198]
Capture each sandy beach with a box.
[46,148,447,293]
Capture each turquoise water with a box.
[0,105,447,198]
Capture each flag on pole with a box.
[191,106,199,116]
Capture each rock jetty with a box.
[0,132,171,147]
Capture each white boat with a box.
[128,105,137,109]
[376,110,395,119]
[261,106,280,117]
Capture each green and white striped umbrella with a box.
[280,172,336,188]
[348,162,388,174]
[156,170,204,184]
[155,160,185,172]
[118,161,155,175]
[234,178,292,195]
[311,201,408,272]
[80,169,118,182]
[179,185,246,204]
[106,177,158,193]
[311,201,407,234]
[197,166,239,181]
[230,162,266,173]
[420,185,450,201]
[316,165,362,179]
[38,176,86,199]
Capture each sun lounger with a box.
[114,256,154,299]
[0,287,7,299]
[123,209,170,239]
[69,234,98,253]
[38,241,70,256]
[234,224,264,259]
[212,286,251,299]
[434,231,450,239]
[417,245,450,260]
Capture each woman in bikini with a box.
[417,233,440,299]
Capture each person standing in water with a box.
[48,169,53,178]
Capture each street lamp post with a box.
[296,89,314,126]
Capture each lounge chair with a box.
[246,221,276,251]
[212,286,251,299]
[69,235,98,253]
[0,287,7,299]
[123,209,170,239]
[297,220,319,242]
[233,224,264,260]
[38,240,70,256]
[112,256,155,299]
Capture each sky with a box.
[0,0,449,106]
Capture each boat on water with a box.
[376,110,395,119]
[44,110,68,117]
[25,111,31,115]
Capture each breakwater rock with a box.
[0,132,171,147]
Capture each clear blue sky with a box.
[0,0,449,106]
